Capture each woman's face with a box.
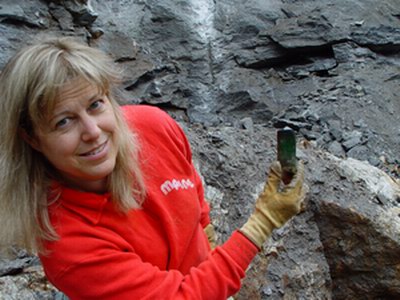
[29,79,118,193]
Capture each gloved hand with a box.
[204,223,217,250]
[239,161,306,249]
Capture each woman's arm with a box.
[40,230,257,300]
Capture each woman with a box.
[0,37,306,299]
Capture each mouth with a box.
[80,140,108,157]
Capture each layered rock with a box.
[0,0,399,298]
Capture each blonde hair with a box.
[0,37,146,254]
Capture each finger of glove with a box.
[299,183,309,212]
[265,161,282,194]
[282,160,305,195]
[293,178,309,215]
[279,162,305,213]
[294,161,305,197]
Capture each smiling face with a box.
[28,78,118,193]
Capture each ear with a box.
[18,128,42,152]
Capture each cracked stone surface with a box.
[1,0,399,298]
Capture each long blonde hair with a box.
[0,37,146,254]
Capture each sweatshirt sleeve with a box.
[40,231,258,300]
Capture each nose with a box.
[80,115,101,142]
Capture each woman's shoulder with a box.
[121,104,190,157]
[122,104,172,126]
[122,104,183,138]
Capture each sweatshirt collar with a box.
[51,182,111,225]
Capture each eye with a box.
[55,117,71,129]
[88,99,104,111]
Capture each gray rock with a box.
[63,0,98,26]
[347,144,370,162]
[351,25,400,53]
[1,0,400,299]
[328,140,345,158]
[0,265,59,299]
[48,3,74,31]
[0,2,49,28]
[333,42,377,64]
[342,130,363,151]
[267,14,340,49]
[234,37,288,69]
[0,256,32,277]
[327,120,342,141]
[214,90,273,124]
[239,117,254,131]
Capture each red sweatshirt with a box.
[39,105,259,300]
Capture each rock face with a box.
[185,125,400,299]
[1,0,400,299]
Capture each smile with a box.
[80,141,108,157]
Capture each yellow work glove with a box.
[204,223,217,250]
[239,161,306,249]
